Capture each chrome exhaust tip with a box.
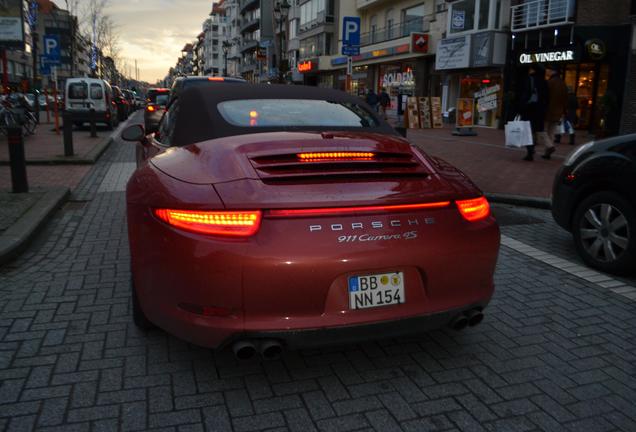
[259,340,283,360]
[232,341,256,360]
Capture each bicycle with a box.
[0,97,37,136]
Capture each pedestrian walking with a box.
[379,88,390,120]
[554,86,578,145]
[519,64,548,161]
[541,64,568,159]
[365,89,379,112]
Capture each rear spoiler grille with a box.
[250,151,429,182]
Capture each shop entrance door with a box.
[563,63,609,132]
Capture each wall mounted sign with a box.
[0,0,25,49]
[411,33,429,54]
[585,39,606,61]
[518,50,575,64]
[382,70,414,88]
[331,44,410,66]
[435,36,471,70]
[298,60,315,73]
[451,10,465,31]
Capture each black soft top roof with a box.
[171,83,395,147]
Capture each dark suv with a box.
[552,134,636,274]
[168,76,246,106]
[112,85,129,121]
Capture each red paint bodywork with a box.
[127,131,500,348]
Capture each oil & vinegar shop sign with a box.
[518,49,577,64]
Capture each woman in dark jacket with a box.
[519,65,548,161]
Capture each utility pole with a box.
[28,0,40,119]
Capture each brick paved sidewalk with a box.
[407,125,594,200]
[0,115,113,163]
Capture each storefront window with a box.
[459,73,502,127]
[450,0,475,33]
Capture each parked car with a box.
[143,87,170,133]
[123,89,137,111]
[111,85,129,121]
[121,84,500,359]
[552,135,636,274]
[64,78,118,129]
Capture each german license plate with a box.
[348,272,405,310]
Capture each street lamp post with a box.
[222,40,230,77]
[273,0,291,84]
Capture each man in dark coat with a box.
[541,64,568,159]
[365,89,379,112]
[519,64,548,161]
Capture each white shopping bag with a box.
[556,118,566,135]
[505,116,534,148]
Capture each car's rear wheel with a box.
[131,277,155,330]
[572,191,635,275]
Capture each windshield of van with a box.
[90,84,103,99]
[68,83,88,99]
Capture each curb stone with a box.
[486,192,552,209]
[0,187,69,266]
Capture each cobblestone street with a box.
[1,120,635,432]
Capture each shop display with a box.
[406,97,420,129]
[456,98,474,128]
[418,97,431,129]
[431,97,443,128]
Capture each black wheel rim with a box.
[579,203,630,263]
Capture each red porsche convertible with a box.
[122,84,500,359]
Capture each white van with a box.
[65,78,119,129]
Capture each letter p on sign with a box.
[342,16,360,47]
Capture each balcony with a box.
[356,0,390,10]
[240,0,258,14]
[240,17,260,33]
[511,0,575,32]
[360,17,431,46]
[240,39,259,52]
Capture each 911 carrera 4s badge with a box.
[348,272,405,309]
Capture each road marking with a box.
[97,162,137,193]
[501,235,636,301]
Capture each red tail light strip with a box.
[154,209,262,236]
[267,202,451,218]
[456,197,490,222]
[297,152,375,162]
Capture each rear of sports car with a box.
[127,132,499,355]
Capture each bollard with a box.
[63,111,74,157]
[89,108,97,138]
[7,126,28,193]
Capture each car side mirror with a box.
[121,124,145,142]
[394,126,407,138]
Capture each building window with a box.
[386,9,394,39]
[370,15,377,43]
[449,0,496,34]
[300,0,326,26]
[402,4,426,35]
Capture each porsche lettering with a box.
[309,218,432,232]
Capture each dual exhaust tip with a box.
[449,309,484,331]
[232,339,282,360]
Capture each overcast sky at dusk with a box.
[52,0,213,83]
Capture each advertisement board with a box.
[456,98,474,128]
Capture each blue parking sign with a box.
[342,16,360,48]
[43,34,61,64]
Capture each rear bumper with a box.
[66,109,110,124]
[232,301,489,349]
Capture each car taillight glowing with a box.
[154,209,261,236]
[267,201,450,217]
[208,77,225,81]
[146,105,155,112]
[456,197,490,222]
[297,152,375,162]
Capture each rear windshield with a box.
[90,84,103,99]
[155,94,169,106]
[217,99,379,128]
[68,83,88,99]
